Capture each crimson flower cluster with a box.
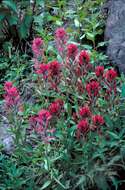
[48,61,61,90]
[79,106,91,118]
[30,28,118,141]
[104,69,117,97]
[35,63,49,79]
[78,50,90,66]
[55,27,68,54]
[29,99,63,142]
[49,99,64,116]
[29,109,51,131]
[92,115,104,126]
[29,109,55,142]
[67,43,78,60]
[77,119,89,134]
[77,105,104,137]
[32,29,93,92]
[86,81,100,98]
[48,61,61,77]
[95,66,104,77]
[75,50,92,77]
[105,69,117,82]
[33,60,61,90]
[4,82,20,109]
[32,37,43,58]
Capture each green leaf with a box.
[56,20,63,26]
[104,115,113,127]
[107,155,121,166]
[18,14,32,39]
[75,176,86,188]
[74,18,81,27]
[121,84,125,98]
[40,180,51,190]
[7,15,18,25]
[107,131,119,140]
[95,174,110,190]
[86,32,95,42]
[3,0,17,13]
[97,41,108,48]
[53,175,67,189]
[80,34,86,40]
[120,147,125,160]
[0,13,5,21]
[98,98,107,107]
[81,44,92,50]
[64,103,72,116]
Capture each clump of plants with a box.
[1,27,125,190]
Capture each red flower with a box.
[4,82,20,108]
[29,110,51,129]
[48,61,61,76]
[32,37,43,56]
[79,106,91,118]
[49,99,64,116]
[55,28,68,54]
[35,63,49,79]
[67,43,78,59]
[29,110,55,143]
[38,109,51,123]
[77,119,89,133]
[86,81,100,97]
[78,50,90,66]
[95,66,104,77]
[33,37,43,47]
[55,28,67,39]
[7,87,19,97]
[92,115,104,126]
[49,102,60,115]
[4,81,13,91]
[105,69,117,82]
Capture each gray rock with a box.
[0,115,14,154]
[105,0,125,73]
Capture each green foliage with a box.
[0,0,34,53]
[1,1,125,190]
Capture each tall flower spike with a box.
[95,66,104,77]
[67,43,78,59]
[79,106,91,118]
[4,81,13,91]
[48,61,61,76]
[29,109,55,143]
[77,119,89,134]
[105,69,117,82]
[55,28,67,40]
[4,82,20,108]
[78,50,90,66]
[48,60,61,90]
[35,63,49,79]
[49,99,64,116]
[92,115,104,126]
[38,109,52,126]
[86,81,100,97]
[55,28,68,54]
[32,37,43,57]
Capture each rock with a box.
[0,104,15,154]
[0,117,14,154]
[104,0,125,73]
